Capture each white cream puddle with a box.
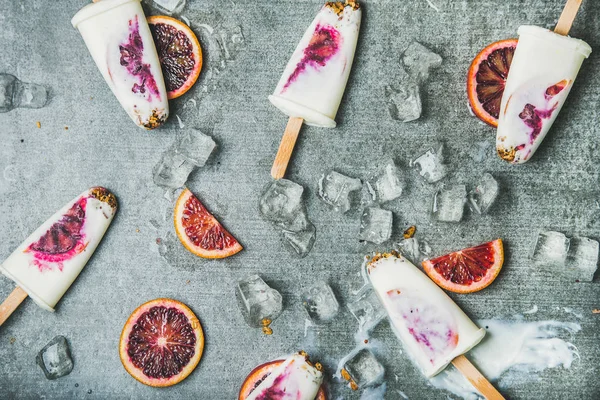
[429,319,581,399]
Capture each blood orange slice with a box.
[148,16,202,99]
[238,359,327,400]
[422,239,504,293]
[174,188,243,259]
[119,298,204,387]
[467,39,517,127]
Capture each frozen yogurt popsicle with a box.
[269,1,361,127]
[241,352,324,400]
[0,187,117,322]
[496,26,591,163]
[72,0,169,129]
[269,1,361,179]
[367,253,485,378]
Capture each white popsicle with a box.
[367,253,485,378]
[496,25,591,164]
[72,0,169,129]
[245,353,323,400]
[269,1,361,128]
[0,187,117,312]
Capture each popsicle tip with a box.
[496,146,527,164]
[366,250,402,273]
[297,350,322,371]
[325,0,360,15]
[90,187,118,210]
[140,108,168,130]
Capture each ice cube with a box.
[419,240,432,257]
[347,286,387,332]
[412,143,448,183]
[317,170,362,213]
[236,275,283,329]
[302,281,340,324]
[402,41,442,82]
[471,140,492,162]
[36,336,74,380]
[283,223,316,258]
[384,80,421,122]
[157,231,179,266]
[432,184,467,222]
[342,348,385,388]
[259,179,308,232]
[397,237,420,263]
[0,73,48,112]
[565,237,598,281]
[174,130,216,167]
[468,173,499,215]
[399,237,433,262]
[152,151,195,190]
[359,207,393,244]
[0,73,17,112]
[14,82,48,109]
[368,161,405,204]
[531,231,570,268]
[148,0,186,14]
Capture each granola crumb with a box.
[403,225,416,239]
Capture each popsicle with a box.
[496,0,591,164]
[0,187,117,325]
[269,1,361,179]
[367,252,504,399]
[72,0,169,129]
[242,352,324,400]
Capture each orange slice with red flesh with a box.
[119,298,204,387]
[422,239,504,293]
[148,16,202,99]
[467,39,517,127]
[174,188,243,259]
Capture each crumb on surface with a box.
[403,225,416,239]
[36,121,41,128]
[341,368,351,381]
[593,309,600,314]
[262,326,273,335]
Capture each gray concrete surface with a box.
[1,0,599,398]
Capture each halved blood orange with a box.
[119,298,204,387]
[422,239,504,293]
[174,188,243,259]
[467,39,517,127]
[148,16,202,99]
[238,359,327,400]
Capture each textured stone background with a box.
[0,0,599,398]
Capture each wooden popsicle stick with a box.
[452,355,505,400]
[554,0,583,36]
[0,287,28,326]
[271,117,304,180]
